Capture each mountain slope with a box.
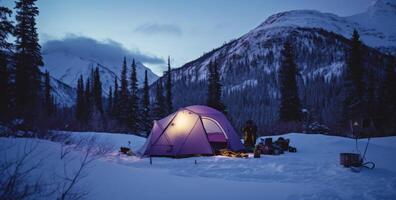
[155,1,394,132]
[49,76,76,107]
[42,50,159,96]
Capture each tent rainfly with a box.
[138,105,244,157]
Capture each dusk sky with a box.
[2,0,374,75]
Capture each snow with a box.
[227,79,258,93]
[41,49,158,106]
[251,0,396,49]
[1,131,396,200]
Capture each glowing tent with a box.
[138,105,244,157]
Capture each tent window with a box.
[202,118,224,134]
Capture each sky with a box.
[1,0,374,75]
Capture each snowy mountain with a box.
[155,0,394,131]
[259,0,396,50]
[49,76,76,107]
[42,50,159,96]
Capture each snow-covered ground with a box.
[1,132,396,200]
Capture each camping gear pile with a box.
[119,141,135,156]
[119,146,134,156]
[254,137,297,156]
[218,149,248,158]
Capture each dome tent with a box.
[138,105,244,157]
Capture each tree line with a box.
[0,0,59,132]
[276,29,396,134]
[72,57,174,134]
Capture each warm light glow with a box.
[166,110,198,137]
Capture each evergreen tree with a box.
[383,56,396,112]
[44,71,53,116]
[76,75,85,122]
[14,0,43,122]
[141,70,151,133]
[0,6,13,121]
[128,59,139,132]
[206,59,226,114]
[153,82,166,119]
[380,56,396,132]
[92,66,103,113]
[165,56,173,114]
[343,30,365,123]
[365,67,376,120]
[112,77,119,117]
[84,77,92,121]
[118,57,129,124]
[278,41,301,122]
[107,86,113,116]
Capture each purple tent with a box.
[138,105,244,157]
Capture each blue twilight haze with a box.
[1,0,373,75]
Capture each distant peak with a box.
[262,10,332,26]
[369,0,396,14]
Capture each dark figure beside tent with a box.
[242,120,257,152]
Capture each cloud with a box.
[42,35,165,64]
[134,23,182,36]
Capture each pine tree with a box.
[0,6,13,121]
[107,86,113,116]
[76,75,85,122]
[128,59,139,132]
[141,70,151,133]
[206,59,226,114]
[278,41,301,122]
[112,77,119,117]
[44,71,53,116]
[92,66,103,113]
[119,57,129,124]
[165,56,173,114]
[383,56,396,112]
[365,67,376,120]
[14,0,43,122]
[0,60,10,121]
[343,30,365,123]
[153,82,166,119]
[84,77,92,121]
[380,56,396,132]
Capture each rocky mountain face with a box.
[154,0,395,132]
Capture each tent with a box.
[139,105,244,157]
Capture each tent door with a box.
[202,117,228,153]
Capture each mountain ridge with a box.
[152,1,394,131]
